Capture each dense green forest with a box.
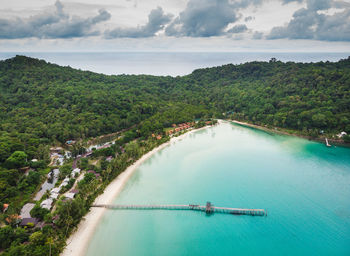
[0,55,349,148]
[0,55,349,255]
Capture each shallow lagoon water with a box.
[86,122,350,256]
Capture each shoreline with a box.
[61,125,212,256]
[230,120,349,147]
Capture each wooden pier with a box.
[92,202,266,216]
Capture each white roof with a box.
[63,177,70,182]
[59,181,68,188]
[65,193,76,199]
[337,131,348,138]
[41,204,51,210]
[41,198,53,205]
[40,198,53,209]
[51,187,61,194]
[20,203,35,218]
[50,193,59,199]
[72,168,81,174]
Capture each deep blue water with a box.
[0,52,349,76]
[86,122,350,256]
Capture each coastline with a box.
[61,125,212,256]
[230,120,349,147]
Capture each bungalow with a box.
[72,168,81,177]
[48,168,60,179]
[50,147,63,154]
[41,198,53,210]
[65,189,79,200]
[2,203,9,213]
[50,193,59,200]
[65,192,76,200]
[337,131,347,138]
[156,135,162,140]
[65,151,72,159]
[5,214,21,225]
[20,203,35,218]
[20,218,39,227]
[59,179,69,189]
[51,187,61,194]
[66,140,76,145]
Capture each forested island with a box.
[0,55,349,255]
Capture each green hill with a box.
[1,55,349,148]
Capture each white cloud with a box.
[0,0,349,51]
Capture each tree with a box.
[343,135,350,143]
[0,226,14,249]
[29,231,46,246]
[312,113,327,128]
[26,171,41,186]
[5,151,27,169]
[30,205,50,220]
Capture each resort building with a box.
[20,218,39,227]
[41,198,53,210]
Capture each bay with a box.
[86,122,350,256]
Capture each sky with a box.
[0,0,350,52]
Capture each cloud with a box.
[227,24,248,33]
[165,0,238,37]
[164,0,265,37]
[281,0,303,4]
[0,0,111,39]
[252,31,263,39]
[267,0,350,41]
[234,0,264,8]
[306,0,332,10]
[104,7,172,38]
[244,16,254,22]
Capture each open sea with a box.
[86,122,350,256]
[0,52,349,76]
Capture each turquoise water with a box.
[86,122,350,256]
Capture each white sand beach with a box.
[61,125,212,256]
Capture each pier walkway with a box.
[92,202,266,216]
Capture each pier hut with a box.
[205,201,213,214]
